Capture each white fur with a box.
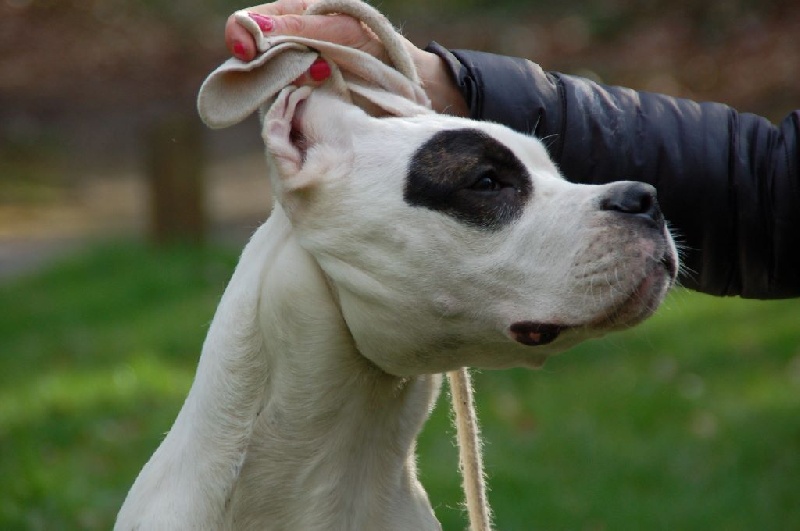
[116,87,677,530]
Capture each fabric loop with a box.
[197,0,430,129]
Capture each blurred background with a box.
[1,0,799,529]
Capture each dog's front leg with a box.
[115,213,291,530]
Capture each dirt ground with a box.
[1,1,798,279]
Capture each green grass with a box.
[1,243,798,530]
[423,291,800,530]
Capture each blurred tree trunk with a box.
[147,114,207,245]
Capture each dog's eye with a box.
[469,171,502,193]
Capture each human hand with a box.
[223,0,468,115]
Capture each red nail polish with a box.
[249,13,274,32]
[309,58,331,82]
[233,40,246,58]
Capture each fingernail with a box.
[309,58,331,82]
[248,13,274,32]
[232,40,247,59]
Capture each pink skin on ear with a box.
[265,86,313,179]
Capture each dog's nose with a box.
[600,182,663,227]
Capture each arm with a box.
[427,43,800,299]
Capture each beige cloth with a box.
[197,0,431,129]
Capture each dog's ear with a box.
[262,86,363,202]
[197,47,317,129]
[262,86,315,181]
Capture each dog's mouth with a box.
[509,322,570,346]
[510,251,677,348]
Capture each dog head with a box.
[264,86,678,375]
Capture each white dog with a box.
[115,83,677,530]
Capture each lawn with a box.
[1,242,798,530]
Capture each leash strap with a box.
[449,368,494,531]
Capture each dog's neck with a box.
[117,206,442,530]
[231,209,442,529]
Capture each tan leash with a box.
[448,368,493,531]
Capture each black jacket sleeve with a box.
[426,42,800,299]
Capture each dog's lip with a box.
[511,254,675,347]
[509,321,570,347]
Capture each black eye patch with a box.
[404,128,533,230]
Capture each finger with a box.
[254,0,312,16]
[282,14,366,48]
[224,2,392,63]
[225,14,258,61]
[291,57,331,86]
[235,0,313,18]
[274,14,386,60]
[225,0,313,60]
